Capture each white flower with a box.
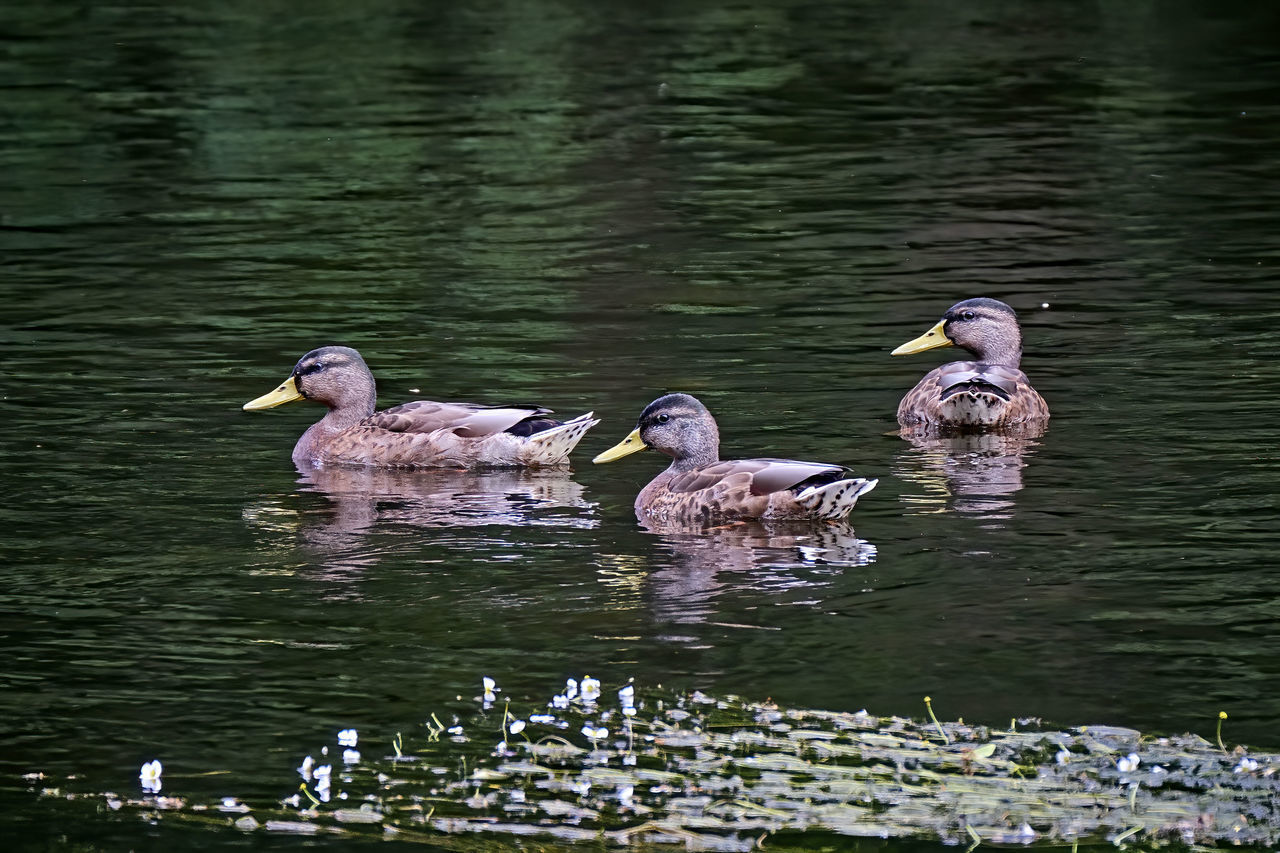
[447,725,464,735]
[342,749,360,764]
[552,694,570,709]
[508,719,526,735]
[139,760,163,793]
[619,684,635,706]
[529,714,555,723]
[482,676,496,692]
[623,707,636,717]
[297,755,314,780]
[564,678,578,700]
[1117,753,1140,773]
[618,784,634,805]
[581,676,601,702]
[1055,748,1070,765]
[313,764,332,801]
[1234,757,1259,774]
[337,728,358,747]
[571,779,590,797]
[581,724,608,740]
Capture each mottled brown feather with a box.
[311,407,596,469]
[367,402,554,437]
[897,362,1049,427]
[600,393,876,526]
[245,345,597,469]
[894,298,1049,429]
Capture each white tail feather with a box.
[526,412,599,464]
[795,477,878,520]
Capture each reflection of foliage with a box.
[49,684,1280,850]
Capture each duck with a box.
[243,345,598,468]
[891,297,1049,428]
[593,393,877,524]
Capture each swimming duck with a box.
[243,346,598,468]
[891,297,1049,428]
[593,393,877,524]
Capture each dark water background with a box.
[3,0,1279,848]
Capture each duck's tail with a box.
[794,476,878,521]
[525,412,600,465]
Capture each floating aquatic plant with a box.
[32,682,1280,850]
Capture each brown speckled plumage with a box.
[892,297,1049,428]
[243,346,598,469]
[594,393,876,525]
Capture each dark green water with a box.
[4,0,1280,847]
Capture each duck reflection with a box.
[641,520,877,626]
[297,465,597,532]
[893,425,1046,520]
[243,466,599,569]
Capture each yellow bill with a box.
[891,319,952,356]
[593,427,647,463]
[243,374,304,410]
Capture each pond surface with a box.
[3,0,1279,848]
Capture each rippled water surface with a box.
[4,0,1280,848]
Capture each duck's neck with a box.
[665,434,720,472]
[292,384,376,464]
[970,337,1022,368]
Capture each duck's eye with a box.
[655,414,671,424]
[961,310,976,321]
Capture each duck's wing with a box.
[367,401,555,437]
[935,362,1026,401]
[667,458,848,496]
[899,361,1048,426]
[657,458,875,523]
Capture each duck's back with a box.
[898,361,1048,427]
[637,458,872,523]
[313,402,594,468]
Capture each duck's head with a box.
[243,345,375,412]
[593,392,719,468]
[891,297,1023,366]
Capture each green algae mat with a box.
[32,678,1280,850]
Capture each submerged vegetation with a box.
[32,679,1280,850]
